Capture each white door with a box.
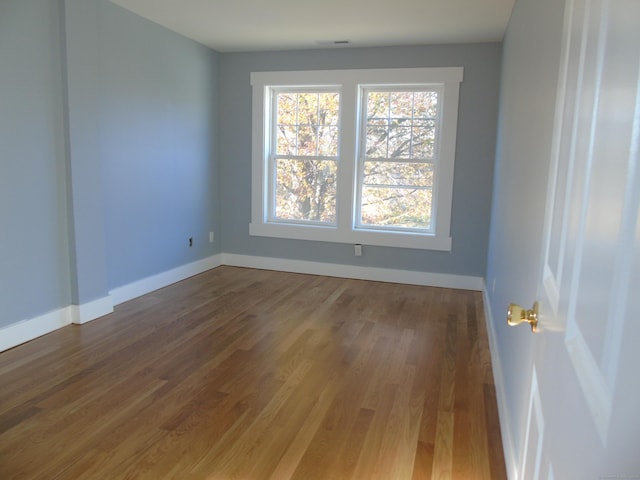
[518,0,640,478]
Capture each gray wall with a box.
[0,0,72,328]
[0,0,220,329]
[485,0,565,461]
[219,44,502,277]
[97,1,220,289]
[65,0,112,305]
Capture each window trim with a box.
[250,67,463,251]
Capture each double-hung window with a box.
[358,87,440,232]
[251,68,463,250]
[270,89,340,224]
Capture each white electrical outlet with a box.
[209,231,214,243]
[354,244,362,256]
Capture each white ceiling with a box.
[109,0,515,53]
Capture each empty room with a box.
[1,0,638,478]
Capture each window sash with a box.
[270,88,341,159]
[360,86,442,163]
[268,155,338,225]
[356,86,443,233]
[268,88,341,225]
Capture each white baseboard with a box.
[0,294,116,352]
[0,306,73,352]
[482,286,517,480]
[1,253,482,353]
[0,255,223,353]
[109,254,223,306]
[70,295,114,324]
[222,253,484,290]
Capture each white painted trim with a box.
[249,222,453,251]
[70,295,114,325]
[109,254,223,306]
[0,254,224,353]
[0,294,113,352]
[1,253,480,353]
[0,306,73,352]
[222,253,483,290]
[482,286,517,480]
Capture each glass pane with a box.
[275,158,337,223]
[413,91,438,119]
[366,125,388,158]
[360,186,432,229]
[363,162,433,187]
[277,93,297,125]
[389,92,413,119]
[297,93,318,125]
[388,126,412,158]
[367,91,390,119]
[318,93,340,125]
[276,125,297,155]
[297,126,317,155]
[318,126,338,156]
[411,123,436,159]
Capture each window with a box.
[271,89,340,224]
[251,68,463,250]
[358,88,439,232]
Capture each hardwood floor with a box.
[0,266,507,479]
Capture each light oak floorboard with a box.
[0,266,507,479]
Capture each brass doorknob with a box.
[507,301,539,333]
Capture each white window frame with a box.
[267,87,341,226]
[356,85,444,234]
[250,67,463,251]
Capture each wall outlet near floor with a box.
[354,244,362,256]
[209,231,214,243]
[189,237,193,247]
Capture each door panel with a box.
[521,368,544,480]
[526,0,640,477]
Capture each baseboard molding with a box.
[1,253,482,353]
[482,286,517,480]
[109,254,223,306]
[0,293,117,352]
[70,295,114,325]
[222,253,484,290]
[0,306,73,352]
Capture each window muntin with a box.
[357,87,441,232]
[270,89,340,224]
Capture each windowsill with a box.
[249,222,452,251]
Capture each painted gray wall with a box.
[485,0,565,463]
[219,44,502,276]
[0,0,220,329]
[97,1,221,289]
[0,0,72,328]
[64,0,111,305]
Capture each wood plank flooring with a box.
[0,266,507,479]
